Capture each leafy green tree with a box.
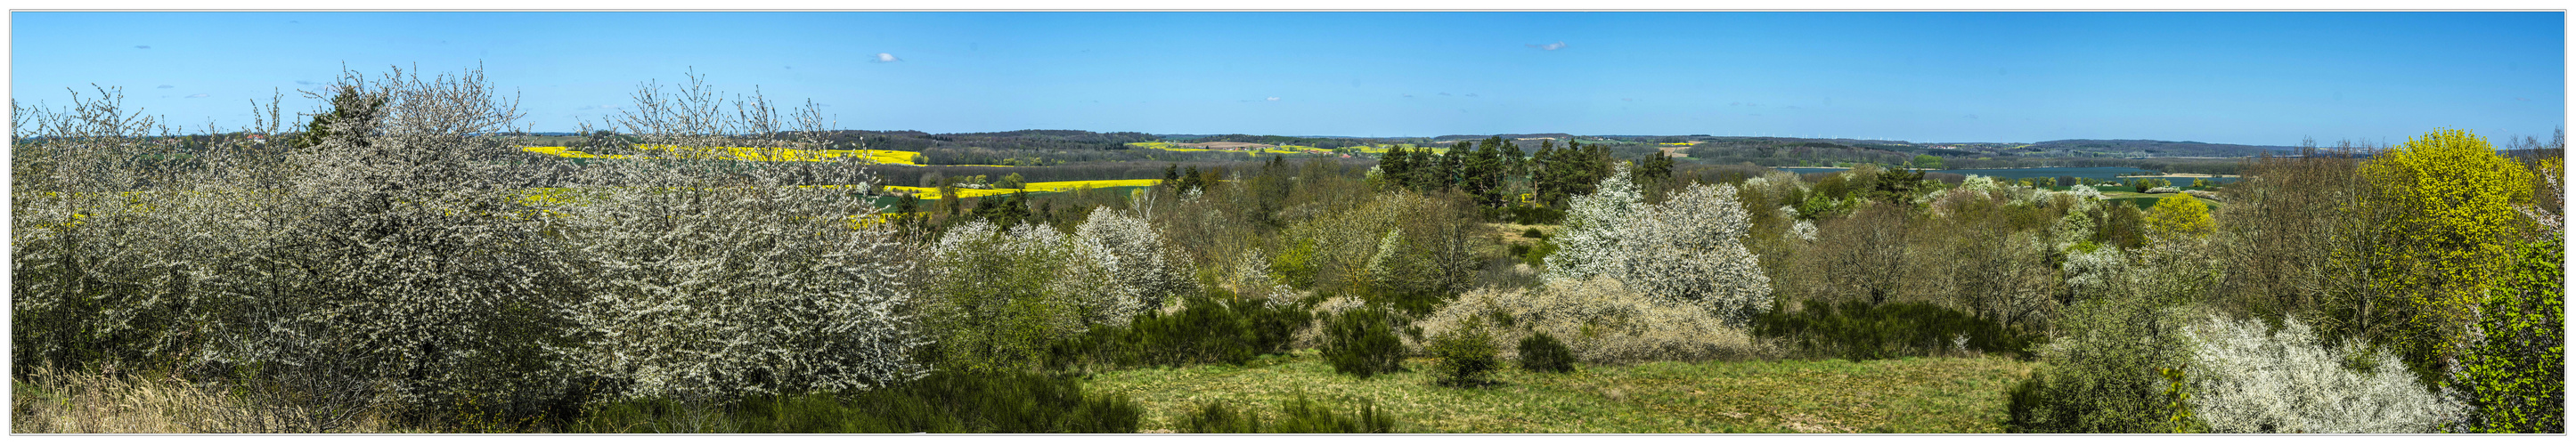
[2143,192,2213,240]
[1911,154,1944,169]
[2344,128,2536,382]
[2453,236,2564,433]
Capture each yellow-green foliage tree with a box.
[2346,128,2535,382]
[2143,193,2213,240]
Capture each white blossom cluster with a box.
[1541,165,1773,326]
[13,68,938,409]
[2062,184,2104,200]
[2183,315,2466,433]
[538,72,926,400]
[1066,207,1194,319]
[1788,219,1821,242]
[2060,244,2131,301]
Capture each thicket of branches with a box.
[13,68,933,431]
[14,62,2561,434]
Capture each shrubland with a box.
[12,63,2561,433]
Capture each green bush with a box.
[2453,237,2564,433]
[2006,295,2196,433]
[1322,306,1409,378]
[1752,299,2038,361]
[1516,332,1577,373]
[1426,323,1500,388]
[1503,205,1565,225]
[1520,239,1558,268]
[570,370,1141,433]
[1048,290,1312,371]
[1520,227,1545,239]
[1180,394,1397,433]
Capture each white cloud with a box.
[876,53,901,62]
[1266,97,1280,101]
[1527,41,1566,51]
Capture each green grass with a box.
[1084,350,2037,433]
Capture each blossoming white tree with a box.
[2184,315,2466,433]
[1542,164,1773,326]
[543,71,925,400]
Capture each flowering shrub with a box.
[2183,315,2465,433]
[1542,165,1772,326]
[12,68,942,422]
[1066,206,1193,322]
[2063,184,2104,200]
[1787,219,1820,242]
[540,72,925,402]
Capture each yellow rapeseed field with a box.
[880,179,1162,200]
[519,145,924,166]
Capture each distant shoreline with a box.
[1770,166,2240,178]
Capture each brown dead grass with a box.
[12,366,404,433]
[1087,352,2039,433]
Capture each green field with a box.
[1086,351,2037,433]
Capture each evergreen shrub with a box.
[1322,306,1409,378]
[1516,332,1577,373]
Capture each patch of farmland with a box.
[520,145,925,166]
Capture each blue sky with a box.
[11,12,2564,146]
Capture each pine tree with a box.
[1380,146,1413,190]
[1467,136,1506,207]
[288,85,387,151]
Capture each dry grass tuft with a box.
[1418,276,1779,364]
[12,367,403,433]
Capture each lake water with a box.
[1773,166,2238,184]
